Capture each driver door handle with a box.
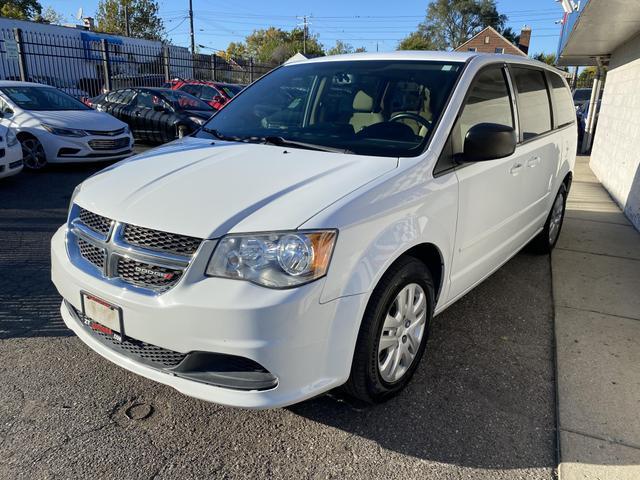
[510,162,523,176]
[527,156,541,168]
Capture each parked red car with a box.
[165,79,245,111]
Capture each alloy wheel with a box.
[378,283,428,383]
[21,138,47,170]
[548,192,565,245]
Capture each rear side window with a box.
[548,73,575,127]
[511,67,552,140]
[435,66,514,175]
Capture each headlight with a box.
[6,129,17,147]
[68,184,82,217]
[189,116,206,125]
[123,125,130,135]
[206,230,337,288]
[42,124,87,137]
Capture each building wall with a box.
[454,30,524,56]
[590,32,640,230]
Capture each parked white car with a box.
[0,124,23,179]
[51,52,577,408]
[0,81,134,170]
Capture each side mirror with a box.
[462,123,516,162]
[213,95,225,104]
[3,107,13,116]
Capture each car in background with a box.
[0,125,23,179]
[90,87,215,143]
[171,80,245,110]
[573,88,591,109]
[0,81,134,170]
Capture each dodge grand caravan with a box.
[51,52,577,408]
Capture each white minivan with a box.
[51,52,577,408]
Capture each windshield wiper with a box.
[201,128,248,143]
[262,136,353,154]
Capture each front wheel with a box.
[21,136,47,170]
[529,184,567,253]
[344,256,434,404]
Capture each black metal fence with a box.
[0,27,277,98]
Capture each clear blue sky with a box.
[47,0,564,55]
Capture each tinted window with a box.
[548,73,575,127]
[435,67,513,174]
[512,67,552,140]
[201,86,218,100]
[181,84,201,97]
[159,90,214,111]
[135,91,165,109]
[198,60,463,158]
[0,86,89,111]
[106,89,135,105]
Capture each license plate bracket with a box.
[80,291,125,341]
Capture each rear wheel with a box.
[529,184,567,253]
[344,256,434,403]
[20,136,47,170]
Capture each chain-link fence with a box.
[0,27,277,98]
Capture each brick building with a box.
[454,26,531,56]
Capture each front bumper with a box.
[36,129,135,164]
[0,143,24,178]
[51,226,366,408]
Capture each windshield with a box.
[0,86,89,111]
[160,90,214,111]
[198,60,463,157]
[219,84,243,97]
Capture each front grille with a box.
[79,208,112,236]
[72,305,187,368]
[88,137,130,151]
[86,127,126,136]
[123,224,202,256]
[78,237,106,270]
[116,256,183,291]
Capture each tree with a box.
[37,6,66,24]
[327,40,354,56]
[398,31,436,50]
[227,27,323,63]
[0,0,42,19]
[399,0,507,51]
[96,0,165,40]
[533,52,557,66]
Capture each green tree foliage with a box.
[226,27,323,63]
[36,5,66,24]
[96,0,165,40]
[0,0,42,19]
[398,0,509,51]
[533,52,557,66]
[327,40,355,55]
[397,31,436,51]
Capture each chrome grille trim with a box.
[85,127,126,136]
[67,205,204,295]
[78,208,112,237]
[88,138,130,151]
[123,224,201,256]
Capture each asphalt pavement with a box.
[0,152,558,479]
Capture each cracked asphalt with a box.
[0,152,558,479]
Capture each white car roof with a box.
[286,50,556,72]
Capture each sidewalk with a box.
[553,156,640,479]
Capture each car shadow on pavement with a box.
[289,252,557,470]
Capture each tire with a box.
[529,184,568,254]
[344,256,435,404]
[20,135,47,170]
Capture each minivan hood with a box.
[30,110,126,130]
[75,137,397,238]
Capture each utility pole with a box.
[302,15,308,54]
[188,0,195,55]
[124,5,130,37]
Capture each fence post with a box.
[249,57,254,83]
[163,44,171,83]
[212,54,217,82]
[100,39,112,92]
[13,28,28,82]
